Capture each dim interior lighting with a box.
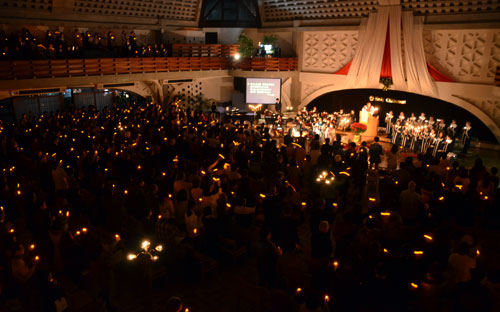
[234,53,241,60]
[129,239,162,261]
[141,240,151,250]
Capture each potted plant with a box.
[350,122,367,143]
[237,33,254,58]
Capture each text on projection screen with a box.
[246,78,281,104]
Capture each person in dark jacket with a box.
[369,136,383,169]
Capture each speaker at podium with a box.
[359,105,379,138]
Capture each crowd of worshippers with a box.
[0,28,170,60]
[0,99,499,311]
[385,111,472,157]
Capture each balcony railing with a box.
[171,44,239,57]
[0,56,299,80]
[236,57,298,71]
[0,57,230,80]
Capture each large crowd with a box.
[0,99,499,312]
[0,28,169,60]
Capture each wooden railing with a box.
[237,57,298,71]
[0,57,230,80]
[0,56,299,80]
[172,44,239,57]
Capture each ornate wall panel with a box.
[261,0,499,22]
[302,31,358,73]
[424,29,500,84]
[401,0,500,15]
[456,96,500,129]
[1,0,53,11]
[301,83,333,102]
[72,0,198,21]
[261,0,377,22]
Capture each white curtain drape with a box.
[402,11,421,93]
[345,8,390,89]
[344,16,370,89]
[344,6,437,96]
[389,6,405,90]
[404,14,437,96]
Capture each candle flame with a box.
[141,240,150,250]
[424,234,433,241]
[324,294,330,302]
[29,244,35,250]
[411,283,418,289]
[413,251,423,255]
[380,212,391,216]
[260,194,266,198]
[127,254,137,261]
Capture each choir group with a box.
[286,106,473,158]
[386,111,472,157]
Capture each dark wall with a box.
[308,88,497,143]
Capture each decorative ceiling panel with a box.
[72,0,199,21]
[261,0,500,22]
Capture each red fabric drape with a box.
[380,24,392,79]
[334,60,351,75]
[427,63,454,82]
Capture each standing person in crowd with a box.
[462,121,472,156]
[369,136,383,170]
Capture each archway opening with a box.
[307,88,497,143]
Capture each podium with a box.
[359,110,379,138]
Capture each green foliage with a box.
[263,34,278,47]
[237,33,254,57]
